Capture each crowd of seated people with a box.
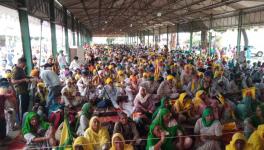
[0,44,263,150]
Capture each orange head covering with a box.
[130,75,137,83]
[30,69,39,77]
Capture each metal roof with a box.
[57,0,264,36]
[1,0,264,36]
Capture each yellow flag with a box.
[154,59,160,80]
[242,87,256,100]
[59,119,74,150]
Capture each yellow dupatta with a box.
[84,116,110,149]
[248,124,264,150]
[193,90,205,108]
[174,93,192,113]
[110,133,134,150]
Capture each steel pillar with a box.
[190,31,193,50]
[158,27,161,43]
[72,16,76,46]
[49,0,57,57]
[166,26,169,47]
[208,16,213,56]
[148,30,150,47]
[63,7,70,62]
[153,28,155,47]
[237,11,243,53]
[176,24,179,48]
[18,1,32,74]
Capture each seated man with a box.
[76,69,90,97]
[61,79,80,107]
[157,75,178,99]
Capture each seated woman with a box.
[152,97,171,120]
[110,133,134,150]
[244,104,264,138]
[133,85,159,123]
[77,103,93,136]
[192,90,208,116]
[73,136,93,150]
[226,132,252,150]
[84,116,110,150]
[248,124,264,150]
[147,108,192,150]
[22,112,56,149]
[236,91,258,121]
[146,121,167,150]
[194,107,223,150]
[173,93,199,123]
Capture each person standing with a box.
[57,50,67,69]
[40,64,61,107]
[11,57,30,123]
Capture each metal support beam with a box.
[79,25,82,46]
[176,24,179,48]
[158,27,161,43]
[72,16,76,46]
[148,30,149,47]
[49,0,57,57]
[166,26,169,47]
[18,1,32,74]
[77,21,80,47]
[237,11,243,54]
[208,16,213,56]
[136,32,138,45]
[190,31,193,50]
[201,30,207,50]
[153,28,155,47]
[63,7,70,62]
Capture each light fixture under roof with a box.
[130,24,133,27]
[157,12,162,17]
[120,29,122,31]
[105,21,108,24]
[102,28,105,31]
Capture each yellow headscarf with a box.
[3,73,12,79]
[73,136,93,150]
[117,70,124,76]
[84,116,110,150]
[193,90,205,107]
[214,70,223,78]
[166,75,174,81]
[108,65,114,70]
[37,82,45,88]
[174,93,192,112]
[105,78,113,84]
[184,64,192,71]
[248,124,264,150]
[110,133,134,150]
[226,132,252,150]
[143,72,149,78]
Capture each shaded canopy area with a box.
[58,0,264,36]
[1,0,264,36]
